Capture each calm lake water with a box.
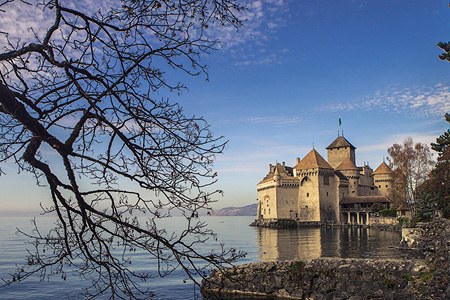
[0,216,405,299]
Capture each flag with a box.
[338,116,341,126]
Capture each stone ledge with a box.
[202,258,432,299]
[203,218,450,299]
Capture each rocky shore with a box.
[250,218,400,231]
[202,218,450,299]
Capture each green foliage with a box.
[437,42,450,62]
[418,271,433,283]
[398,217,416,228]
[379,208,397,217]
[431,113,450,155]
[401,272,413,282]
[414,194,436,222]
[371,203,385,212]
[419,114,450,219]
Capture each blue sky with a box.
[1,0,450,214]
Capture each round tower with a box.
[273,164,281,186]
[371,162,393,198]
[336,157,359,196]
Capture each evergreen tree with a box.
[422,114,450,218]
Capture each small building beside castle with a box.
[256,135,393,225]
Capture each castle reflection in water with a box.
[257,227,403,261]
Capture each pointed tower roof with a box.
[336,157,358,171]
[326,136,356,150]
[372,161,392,175]
[293,158,302,170]
[296,149,333,170]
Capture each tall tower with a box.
[326,135,356,169]
[256,163,298,220]
[371,162,393,198]
[296,149,337,223]
[335,157,359,196]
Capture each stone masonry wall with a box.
[203,218,450,299]
[202,259,431,299]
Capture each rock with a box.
[202,218,450,299]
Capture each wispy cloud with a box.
[318,83,450,117]
[233,48,289,66]
[215,141,310,174]
[358,133,438,153]
[356,132,440,168]
[215,114,307,127]
[215,0,289,66]
[242,115,305,125]
[1,0,289,69]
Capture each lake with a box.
[0,216,405,299]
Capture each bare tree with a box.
[0,0,245,298]
[387,137,434,215]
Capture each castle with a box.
[256,134,393,225]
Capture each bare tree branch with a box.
[0,0,246,298]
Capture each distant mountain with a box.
[213,203,257,216]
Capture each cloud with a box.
[1,0,289,71]
[356,131,440,168]
[215,141,311,175]
[242,115,305,125]
[213,0,289,66]
[215,114,307,127]
[318,83,450,117]
[233,48,289,66]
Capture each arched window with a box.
[301,176,309,186]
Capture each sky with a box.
[1,0,450,214]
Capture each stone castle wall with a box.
[276,184,299,219]
[327,146,355,169]
[257,181,278,219]
[297,172,320,222]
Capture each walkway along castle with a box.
[255,134,393,225]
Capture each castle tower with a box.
[295,149,337,223]
[326,135,356,169]
[335,157,359,196]
[371,161,393,198]
[256,163,298,220]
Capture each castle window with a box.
[264,209,266,215]
[307,193,309,197]
[323,175,330,186]
[326,192,329,197]
[386,185,388,188]
[378,185,381,188]
[268,208,271,215]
